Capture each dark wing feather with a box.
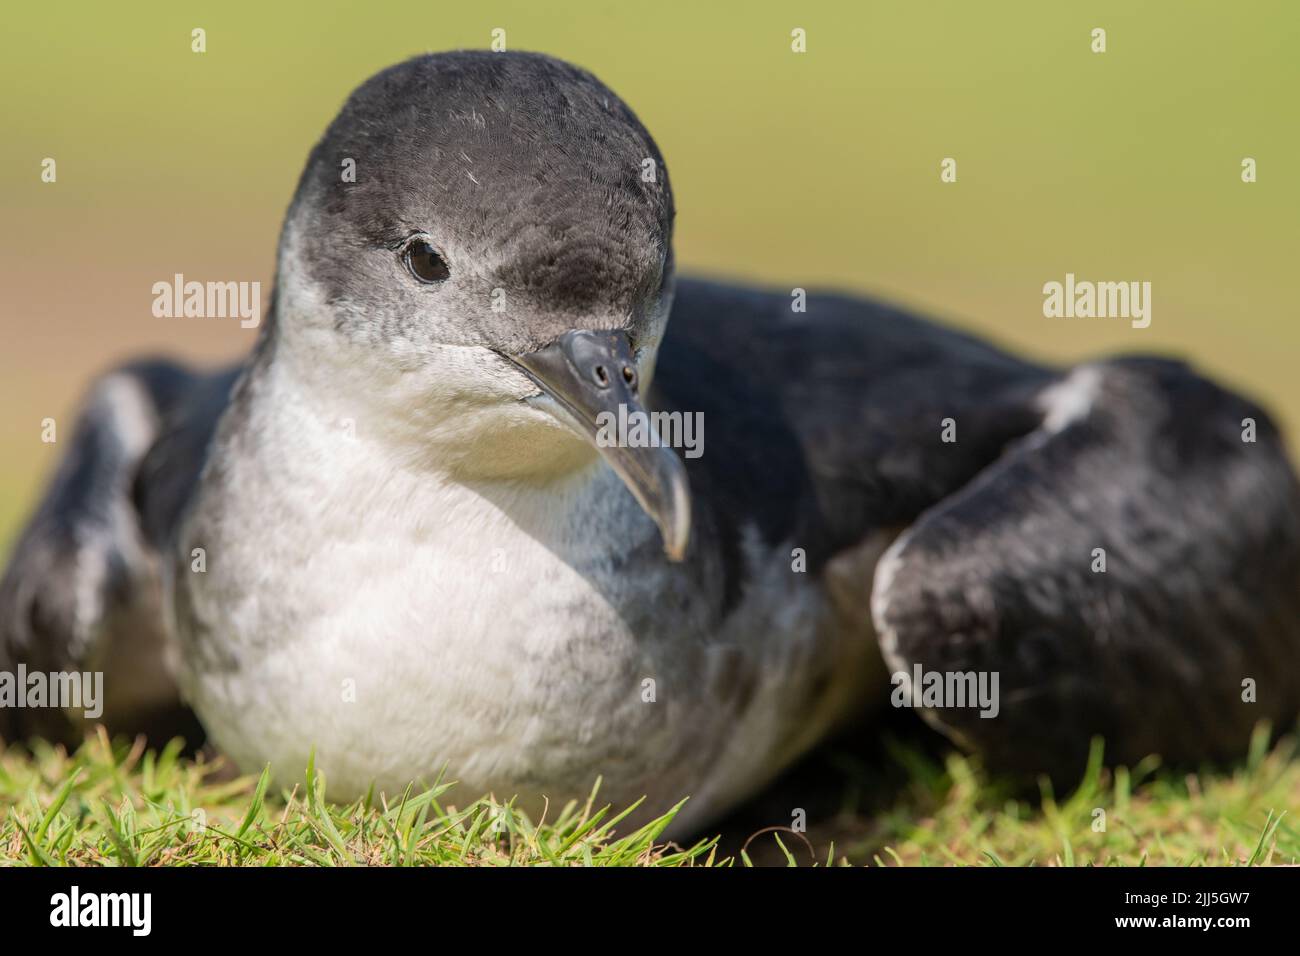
[872,357,1300,777]
[133,365,242,551]
[0,359,237,744]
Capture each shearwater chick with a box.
[3,51,1298,836]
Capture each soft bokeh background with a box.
[2,0,1297,549]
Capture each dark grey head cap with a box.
[280,50,676,354]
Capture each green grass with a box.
[0,730,717,866]
[828,728,1300,866]
[1,726,1297,866]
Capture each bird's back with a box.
[654,277,1055,579]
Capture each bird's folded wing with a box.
[871,357,1300,778]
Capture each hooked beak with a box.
[501,329,691,561]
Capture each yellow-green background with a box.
[2,1,1297,548]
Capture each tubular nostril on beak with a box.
[540,329,638,393]
[588,364,636,390]
[586,361,636,391]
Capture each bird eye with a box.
[404,238,450,283]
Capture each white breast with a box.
[171,374,881,833]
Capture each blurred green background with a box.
[2,0,1297,549]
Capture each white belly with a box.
[173,446,881,834]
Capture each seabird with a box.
[3,52,1299,836]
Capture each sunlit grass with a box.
[821,727,1299,866]
[2,726,1297,866]
[0,729,716,867]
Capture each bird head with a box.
[270,51,689,559]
